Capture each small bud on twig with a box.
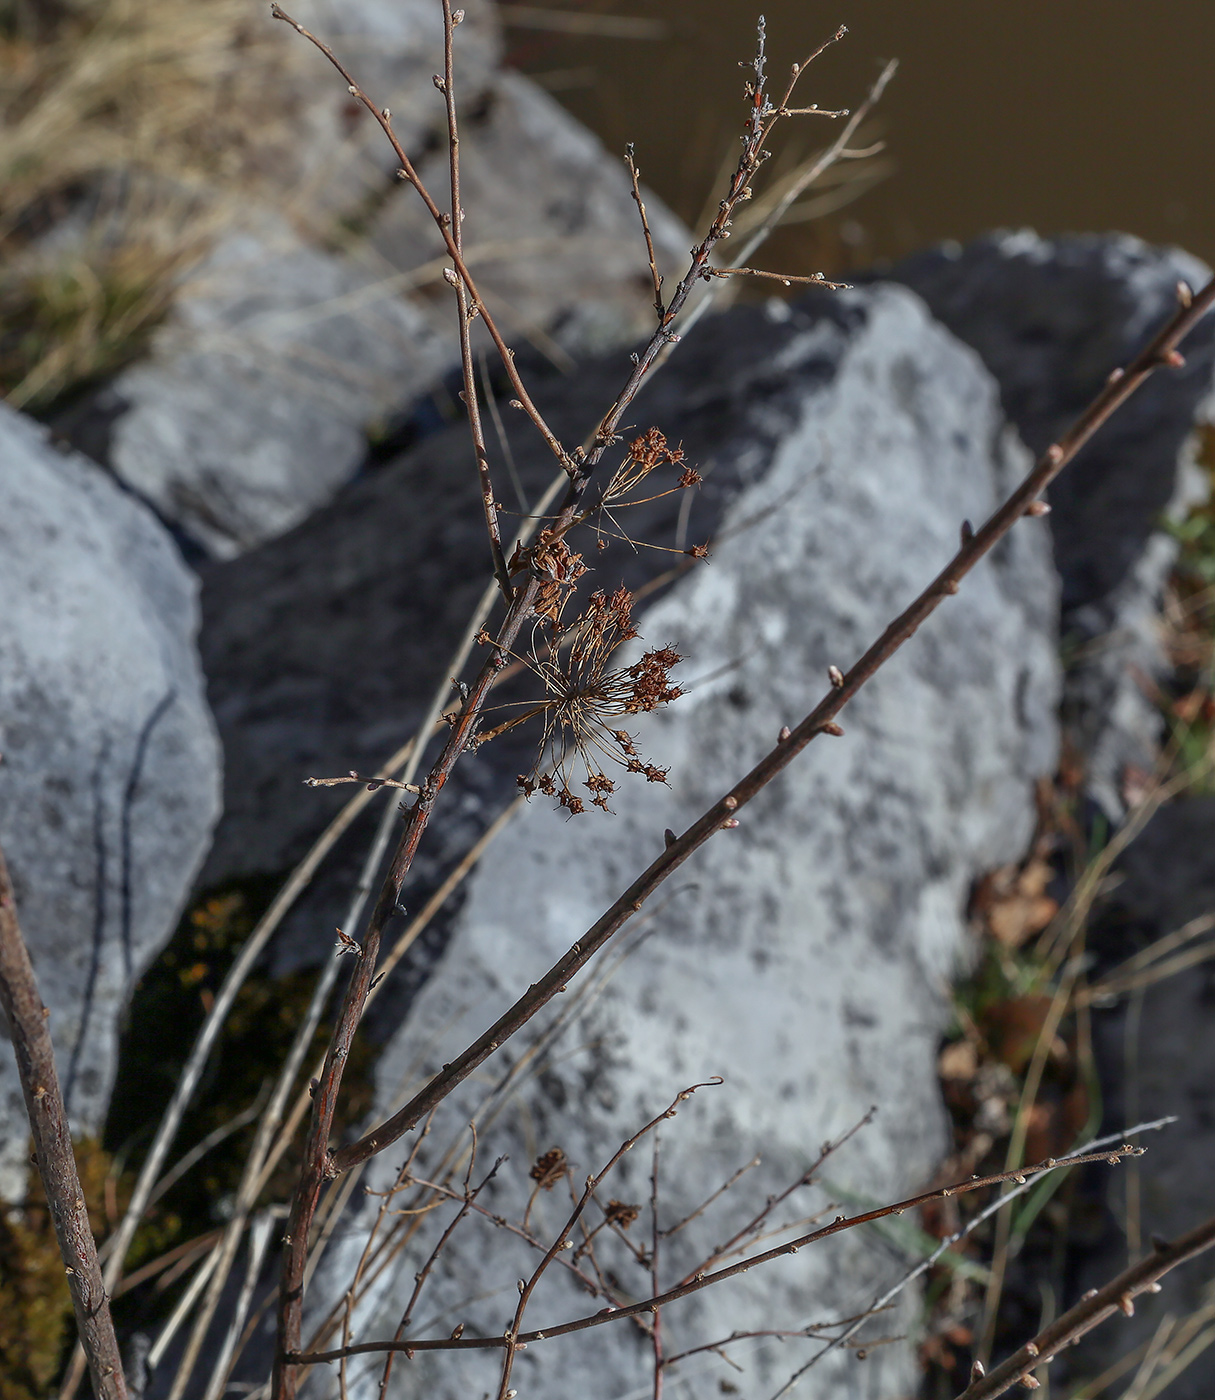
[828,665,845,688]
[971,1361,986,1380]
[1026,500,1051,516]
[452,7,465,22]
[822,721,845,737]
[960,519,974,545]
[1022,1376,1041,1391]
[1178,280,1194,307]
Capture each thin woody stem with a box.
[0,845,128,1400]
[270,3,572,473]
[288,1143,1152,1364]
[493,1083,719,1400]
[327,275,1215,1182]
[625,144,665,322]
[441,0,512,601]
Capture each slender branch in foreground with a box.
[952,1213,1215,1400]
[289,1142,1147,1364]
[703,267,849,289]
[0,844,128,1400]
[494,1082,721,1400]
[328,275,1215,1181]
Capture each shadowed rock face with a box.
[1066,797,1215,1400]
[255,283,1061,1400]
[889,232,1215,816]
[0,405,221,1200]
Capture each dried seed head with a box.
[511,587,682,813]
[529,1147,568,1190]
[604,1199,641,1229]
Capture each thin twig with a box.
[625,144,664,322]
[765,1117,1180,1399]
[651,1134,663,1400]
[440,0,512,601]
[493,1081,721,1400]
[0,844,128,1400]
[703,267,848,288]
[290,1142,1149,1364]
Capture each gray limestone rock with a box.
[290,285,1061,1399]
[367,68,695,361]
[98,215,452,560]
[0,406,221,1199]
[889,232,1215,815]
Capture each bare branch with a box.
[0,843,127,1400]
[952,1215,1215,1400]
[328,276,1215,1181]
[289,1141,1150,1365]
[625,144,665,322]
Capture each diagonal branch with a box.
[327,275,1215,1180]
[289,1141,1153,1364]
[440,0,512,602]
[952,1214,1215,1400]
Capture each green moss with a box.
[105,880,375,1284]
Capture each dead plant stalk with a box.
[259,5,1215,1396]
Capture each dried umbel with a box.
[529,1148,568,1191]
[501,586,681,814]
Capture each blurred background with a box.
[502,1,1214,276]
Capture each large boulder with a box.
[231,283,1062,1399]
[889,232,1215,814]
[0,406,221,1200]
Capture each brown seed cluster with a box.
[529,1147,568,1191]
[603,1199,641,1230]
[516,586,682,814]
[601,427,700,507]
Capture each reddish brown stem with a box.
[288,1143,1150,1364]
[0,845,128,1400]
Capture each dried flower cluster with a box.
[513,586,682,814]
[602,427,701,507]
[528,1148,568,1191]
